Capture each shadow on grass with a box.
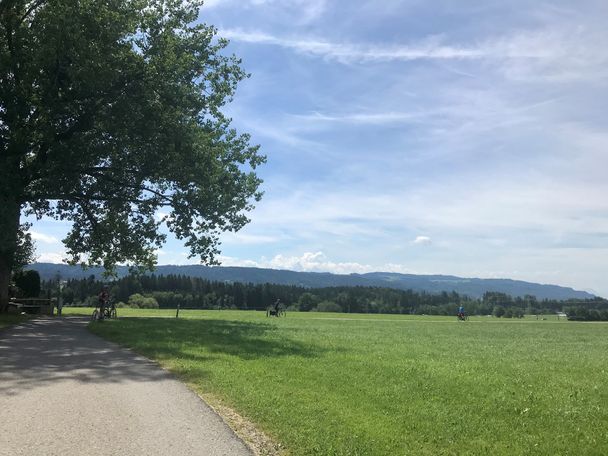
[0,316,330,398]
[0,313,31,331]
[93,317,328,361]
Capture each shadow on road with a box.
[0,317,173,397]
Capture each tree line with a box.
[39,274,608,319]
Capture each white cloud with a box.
[218,251,374,274]
[218,251,421,276]
[222,29,486,62]
[222,23,608,82]
[413,236,432,245]
[30,231,60,244]
[267,251,373,274]
[217,255,264,268]
[37,252,65,263]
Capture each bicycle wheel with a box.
[110,308,117,319]
[91,309,99,322]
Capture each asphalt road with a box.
[0,317,252,456]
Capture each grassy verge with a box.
[0,313,31,330]
[87,309,608,455]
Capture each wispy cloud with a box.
[293,110,431,125]
[30,231,60,244]
[222,25,608,82]
[222,29,487,62]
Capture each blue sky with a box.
[30,0,608,296]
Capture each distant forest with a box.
[41,274,608,320]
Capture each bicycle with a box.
[267,304,286,317]
[91,299,118,321]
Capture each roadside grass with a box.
[0,313,31,330]
[85,309,608,455]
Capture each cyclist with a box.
[457,305,466,320]
[98,285,110,320]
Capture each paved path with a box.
[0,317,252,456]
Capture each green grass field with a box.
[76,308,607,455]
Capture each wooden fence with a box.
[8,298,55,316]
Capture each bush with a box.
[298,292,320,311]
[493,305,505,318]
[315,301,342,313]
[128,293,159,309]
[82,296,98,307]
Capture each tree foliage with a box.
[0,1,264,309]
[13,269,40,297]
[14,224,36,270]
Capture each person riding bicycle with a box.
[457,305,465,320]
[98,285,110,320]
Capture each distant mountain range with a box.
[29,262,595,300]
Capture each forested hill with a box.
[30,263,594,300]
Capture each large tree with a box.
[0,0,265,311]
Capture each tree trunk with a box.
[0,255,11,313]
[0,197,20,313]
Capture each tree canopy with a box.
[0,0,265,309]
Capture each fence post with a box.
[176,304,180,318]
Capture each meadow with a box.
[69,308,608,455]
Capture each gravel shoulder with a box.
[0,316,252,456]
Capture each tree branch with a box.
[83,169,174,205]
[19,0,47,24]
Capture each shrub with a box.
[493,305,505,318]
[298,292,320,311]
[82,296,98,307]
[128,293,159,309]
